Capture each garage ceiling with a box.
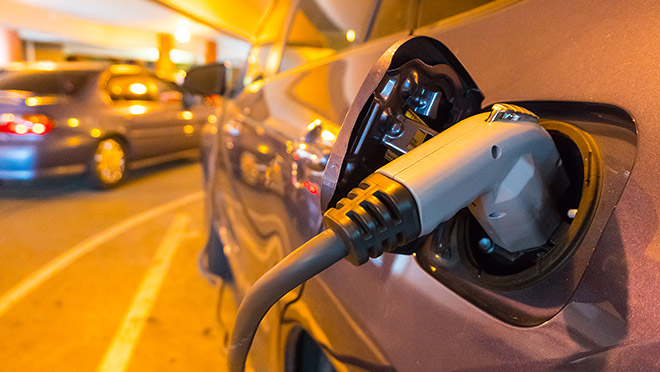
[155,0,276,40]
[11,0,277,41]
[0,0,272,63]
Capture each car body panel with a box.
[206,0,660,370]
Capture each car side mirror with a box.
[184,63,226,96]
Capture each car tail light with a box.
[0,113,54,135]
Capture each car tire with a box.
[88,137,127,190]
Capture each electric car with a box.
[0,63,212,188]
[190,0,658,370]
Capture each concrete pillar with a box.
[33,42,65,62]
[24,40,36,62]
[205,40,217,64]
[156,33,175,79]
[0,28,22,66]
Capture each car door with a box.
[154,77,205,153]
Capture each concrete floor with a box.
[0,161,230,372]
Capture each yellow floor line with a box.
[97,213,191,372]
[0,192,203,317]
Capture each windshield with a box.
[0,70,97,96]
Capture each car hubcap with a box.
[94,138,125,184]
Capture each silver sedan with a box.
[0,63,214,188]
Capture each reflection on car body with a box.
[196,0,658,371]
[0,62,213,188]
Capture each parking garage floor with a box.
[0,161,231,372]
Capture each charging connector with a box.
[227,104,566,372]
[377,103,566,252]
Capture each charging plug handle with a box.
[378,103,566,252]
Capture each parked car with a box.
[192,0,658,371]
[0,63,213,188]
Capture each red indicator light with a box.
[303,180,319,194]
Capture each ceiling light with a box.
[175,27,191,43]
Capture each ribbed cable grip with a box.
[323,172,421,265]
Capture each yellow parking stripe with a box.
[0,192,203,317]
[97,213,191,372]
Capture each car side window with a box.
[368,0,415,41]
[417,0,495,28]
[279,0,379,73]
[105,75,157,101]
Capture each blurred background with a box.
[0,1,262,371]
[0,0,257,78]
[0,0,437,370]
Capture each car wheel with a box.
[88,137,127,189]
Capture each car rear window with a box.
[0,70,96,96]
[105,75,158,101]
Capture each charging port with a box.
[420,120,600,286]
[414,112,619,326]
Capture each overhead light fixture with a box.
[169,49,194,64]
[175,27,191,43]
